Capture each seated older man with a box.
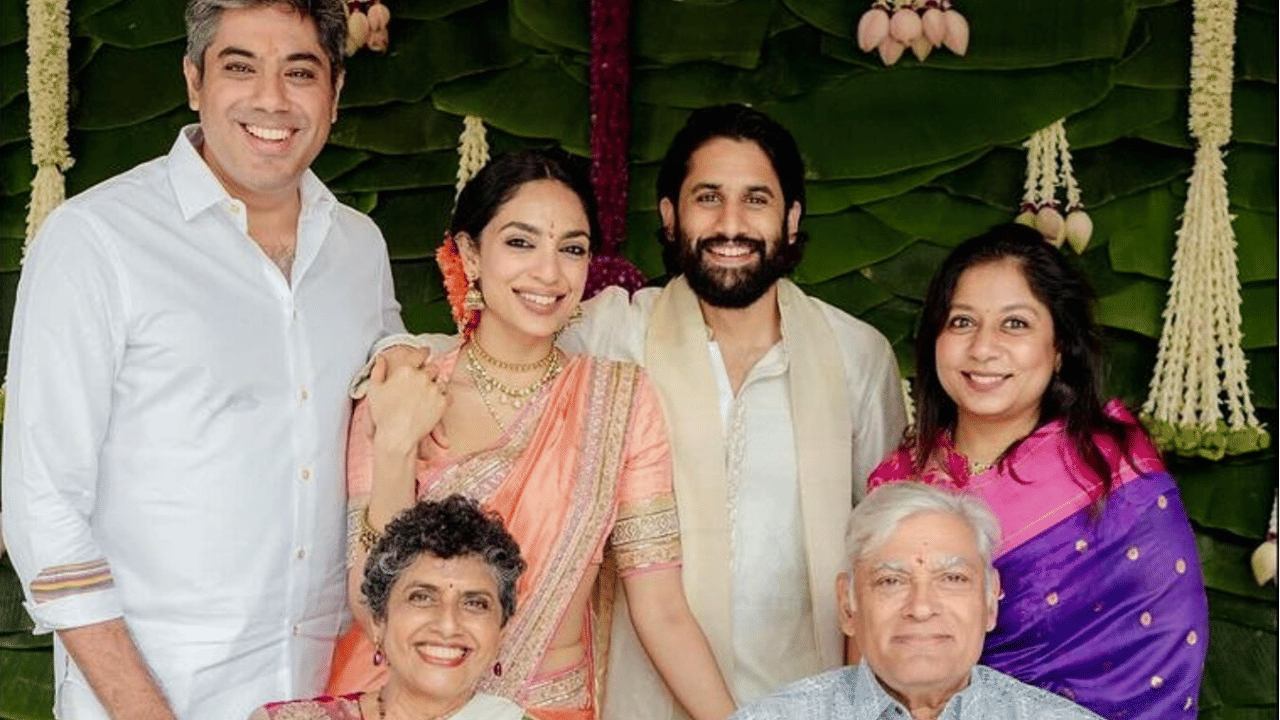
[731,482,1103,720]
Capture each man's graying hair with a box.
[185,0,346,85]
[845,482,1001,597]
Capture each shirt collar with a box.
[167,124,336,222]
[855,661,982,720]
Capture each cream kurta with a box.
[559,278,906,720]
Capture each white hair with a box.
[844,482,1001,598]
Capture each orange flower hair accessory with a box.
[435,232,481,339]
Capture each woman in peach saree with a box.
[327,149,734,720]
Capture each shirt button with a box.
[296,547,307,560]
[292,624,300,636]
[300,387,309,402]
[300,468,311,481]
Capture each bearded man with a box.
[559,104,907,719]
[364,104,907,718]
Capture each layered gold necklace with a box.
[465,338,561,428]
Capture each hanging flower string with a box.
[1141,0,1268,460]
[455,116,489,200]
[585,0,646,299]
[1252,492,1277,586]
[26,0,74,252]
[1014,119,1092,252]
[344,0,390,56]
[9,0,75,420]
[857,0,969,66]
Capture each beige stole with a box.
[612,277,851,716]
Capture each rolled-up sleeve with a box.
[1,206,127,632]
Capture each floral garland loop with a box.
[26,0,74,251]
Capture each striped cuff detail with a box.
[30,558,115,604]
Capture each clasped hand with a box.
[366,347,449,454]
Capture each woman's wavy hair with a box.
[912,223,1144,497]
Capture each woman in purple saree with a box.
[868,224,1207,720]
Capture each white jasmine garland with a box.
[455,115,489,200]
[1017,119,1088,249]
[1141,0,1268,460]
[25,0,74,251]
[11,0,73,414]
[901,378,915,428]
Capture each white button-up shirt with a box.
[1,126,403,720]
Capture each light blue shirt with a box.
[731,662,1106,720]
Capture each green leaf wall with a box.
[0,0,1275,717]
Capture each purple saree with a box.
[868,401,1208,719]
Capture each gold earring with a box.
[464,278,484,312]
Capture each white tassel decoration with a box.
[1252,492,1277,585]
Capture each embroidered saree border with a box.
[612,493,680,573]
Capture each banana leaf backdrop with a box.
[0,0,1275,717]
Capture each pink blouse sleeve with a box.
[612,370,681,576]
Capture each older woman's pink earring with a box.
[464,279,484,312]
[373,646,386,666]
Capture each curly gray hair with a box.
[363,495,526,625]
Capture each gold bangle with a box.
[359,507,381,553]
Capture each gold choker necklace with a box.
[470,337,556,373]
[465,343,561,427]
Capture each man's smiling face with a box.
[183,3,341,205]
[661,137,801,308]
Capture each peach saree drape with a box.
[328,352,680,720]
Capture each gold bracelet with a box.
[359,507,381,553]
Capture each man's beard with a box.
[673,219,792,309]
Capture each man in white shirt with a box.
[559,105,908,718]
[1,1,403,718]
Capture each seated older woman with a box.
[867,224,1208,719]
[251,495,530,720]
